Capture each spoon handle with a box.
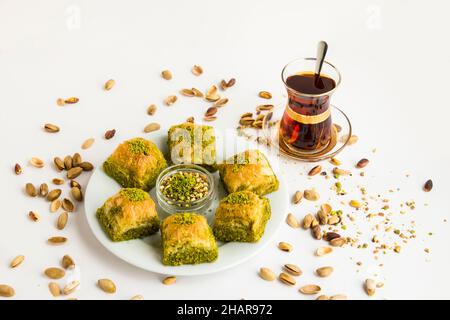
[315,40,328,76]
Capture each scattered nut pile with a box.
[8,148,96,297]
[259,263,345,299]
[262,145,435,299]
[237,95,278,145]
[156,65,235,125]
[24,151,94,236]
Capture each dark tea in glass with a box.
[280,58,341,154]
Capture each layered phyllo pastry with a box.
[218,149,279,196]
[167,122,216,171]
[213,191,271,242]
[103,138,167,191]
[161,213,218,266]
[96,188,160,242]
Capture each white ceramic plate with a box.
[84,141,288,276]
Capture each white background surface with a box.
[0,0,449,300]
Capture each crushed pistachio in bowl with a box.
[156,164,215,215]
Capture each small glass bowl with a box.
[155,164,215,215]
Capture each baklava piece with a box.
[96,188,160,242]
[103,137,167,191]
[213,191,271,242]
[218,149,279,196]
[167,122,216,171]
[161,213,218,266]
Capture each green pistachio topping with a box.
[127,138,150,155]
[120,188,148,202]
[224,191,251,205]
[231,158,250,173]
[173,213,196,225]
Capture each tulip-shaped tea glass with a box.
[279,58,342,157]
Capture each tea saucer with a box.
[263,105,352,162]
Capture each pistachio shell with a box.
[299,284,321,295]
[316,266,334,277]
[315,246,333,257]
[259,268,276,281]
[98,279,116,294]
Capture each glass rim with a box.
[281,57,342,98]
[156,163,215,208]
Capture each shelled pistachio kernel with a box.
[105,129,116,140]
[424,179,433,192]
[308,165,322,176]
[356,158,369,168]
[28,211,40,221]
[14,163,22,175]
[159,171,209,206]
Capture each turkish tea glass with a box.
[280,58,341,154]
